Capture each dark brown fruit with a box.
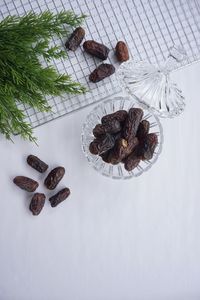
[136,120,150,141]
[103,119,121,134]
[89,64,115,83]
[29,193,46,216]
[123,108,143,140]
[98,134,116,154]
[65,27,85,51]
[27,155,48,173]
[100,151,112,163]
[83,40,109,59]
[93,120,121,137]
[115,41,129,62]
[138,133,158,160]
[89,134,115,155]
[124,155,140,171]
[49,188,70,207]
[93,124,106,137]
[109,137,139,164]
[99,131,122,163]
[101,110,128,124]
[44,167,65,190]
[89,140,100,155]
[13,176,39,192]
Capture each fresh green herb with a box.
[0,11,87,142]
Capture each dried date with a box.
[98,134,116,154]
[103,119,121,134]
[13,176,39,192]
[123,108,143,140]
[138,133,158,160]
[29,193,46,216]
[109,137,138,164]
[93,124,106,137]
[124,155,141,171]
[65,27,85,51]
[27,155,48,173]
[115,41,129,62]
[101,110,128,124]
[44,167,65,190]
[89,134,115,155]
[100,150,112,163]
[89,64,115,83]
[99,132,122,163]
[136,120,150,141]
[49,188,71,207]
[83,40,110,59]
[93,119,121,137]
[89,140,100,155]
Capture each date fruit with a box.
[65,27,85,51]
[102,119,121,134]
[89,63,115,83]
[83,40,109,60]
[13,176,39,192]
[93,124,105,137]
[89,140,100,155]
[124,155,141,171]
[44,167,65,190]
[109,137,138,164]
[100,151,112,163]
[89,134,115,155]
[136,120,150,141]
[27,155,48,173]
[29,193,46,216]
[98,134,116,154]
[123,108,143,140]
[93,119,121,137]
[115,41,129,62]
[49,188,71,207]
[101,110,128,124]
[138,133,158,160]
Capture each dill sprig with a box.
[0,11,87,142]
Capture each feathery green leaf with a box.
[0,11,87,142]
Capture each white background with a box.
[0,63,200,300]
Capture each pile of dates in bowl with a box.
[81,97,163,179]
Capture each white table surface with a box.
[0,62,200,300]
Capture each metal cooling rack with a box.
[0,0,200,128]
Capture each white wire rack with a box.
[0,0,200,128]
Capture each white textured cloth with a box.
[0,63,200,300]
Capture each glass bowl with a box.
[116,60,185,118]
[116,46,187,118]
[81,97,163,179]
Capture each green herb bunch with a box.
[0,11,86,142]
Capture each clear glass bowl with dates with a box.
[81,96,163,179]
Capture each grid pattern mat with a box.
[1,0,200,128]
